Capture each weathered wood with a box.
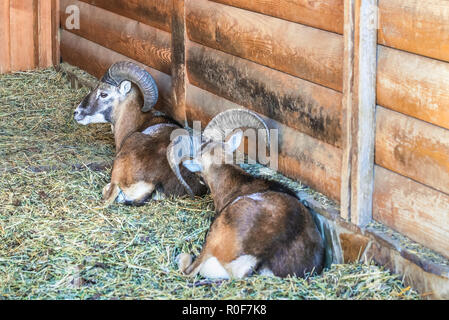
[38,0,53,68]
[0,0,11,74]
[377,45,449,131]
[376,106,449,195]
[373,166,449,260]
[378,0,449,63]
[340,0,355,220]
[210,0,344,34]
[10,0,36,71]
[78,0,171,33]
[60,0,171,75]
[341,0,377,226]
[186,41,343,148]
[186,0,344,92]
[186,84,342,201]
[60,30,173,116]
[170,0,187,125]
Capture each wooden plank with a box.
[10,0,36,71]
[60,30,173,116]
[340,0,355,220]
[186,0,344,92]
[60,0,171,75]
[38,0,53,68]
[340,0,377,226]
[170,0,187,125]
[78,0,171,33]
[186,84,342,201]
[51,0,60,67]
[0,0,11,74]
[377,45,449,131]
[373,166,449,259]
[210,0,344,34]
[186,41,343,148]
[378,0,449,63]
[376,106,449,195]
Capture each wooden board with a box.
[38,0,53,68]
[51,0,60,67]
[376,106,449,195]
[186,84,342,201]
[377,45,449,131]
[60,30,173,117]
[78,0,171,33]
[186,41,343,148]
[186,0,344,92]
[10,0,36,72]
[373,166,449,259]
[378,0,449,63]
[60,0,171,75]
[210,0,344,34]
[0,0,11,74]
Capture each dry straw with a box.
[0,68,419,300]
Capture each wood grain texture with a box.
[376,106,449,195]
[210,0,344,34]
[373,166,449,259]
[186,84,342,201]
[186,41,343,148]
[51,0,60,67]
[0,0,11,74]
[378,0,449,63]
[377,45,449,130]
[10,0,36,72]
[38,0,53,68]
[60,30,173,116]
[79,0,171,33]
[186,0,344,92]
[60,0,171,75]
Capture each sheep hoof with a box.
[176,253,192,273]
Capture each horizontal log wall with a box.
[374,0,449,258]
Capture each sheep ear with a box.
[119,80,132,95]
[225,130,243,154]
[182,160,203,172]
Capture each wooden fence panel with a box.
[373,166,449,259]
[377,45,449,130]
[0,0,11,74]
[186,0,344,92]
[378,0,449,64]
[210,0,344,34]
[78,0,171,32]
[60,0,171,75]
[376,106,449,195]
[186,41,343,148]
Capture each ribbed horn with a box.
[166,135,195,198]
[101,61,158,112]
[203,109,270,147]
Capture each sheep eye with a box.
[100,93,108,99]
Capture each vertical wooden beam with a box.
[38,0,54,68]
[0,0,11,74]
[341,0,378,226]
[51,0,60,68]
[10,0,36,71]
[171,0,187,125]
[33,0,40,67]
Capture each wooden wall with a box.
[0,0,59,74]
[58,0,449,259]
[374,0,449,258]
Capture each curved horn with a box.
[102,61,158,112]
[204,109,270,147]
[166,135,195,198]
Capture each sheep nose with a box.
[74,110,79,117]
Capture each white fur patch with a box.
[116,181,154,203]
[142,123,179,135]
[227,255,258,279]
[77,113,108,125]
[259,268,274,277]
[199,257,230,279]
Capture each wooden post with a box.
[341,0,378,226]
[0,0,11,74]
[171,0,188,125]
[51,0,60,68]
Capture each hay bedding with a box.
[0,68,419,300]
